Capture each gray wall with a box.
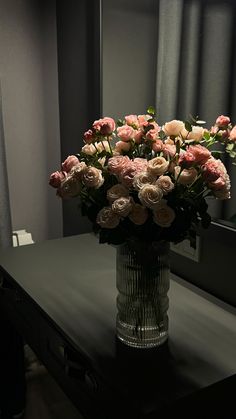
[102,0,158,118]
[0,0,62,242]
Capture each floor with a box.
[23,346,84,419]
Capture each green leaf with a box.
[203,131,210,141]
[159,130,166,140]
[116,119,124,127]
[185,121,192,132]
[147,106,155,116]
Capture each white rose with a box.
[163,120,185,137]
[83,167,104,189]
[156,175,174,195]
[81,144,97,155]
[59,176,81,198]
[174,166,198,185]
[112,196,133,217]
[153,205,176,227]
[147,157,169,176]
[138,184,163,209]
[95,140,111,153]
[128,204,148,225]
[107,184,129,203]
[70,162,87,179]
[133,171,156,191]
[96,207,120,229]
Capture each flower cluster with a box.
[49,108,235,245]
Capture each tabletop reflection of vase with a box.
[116,240,170,348]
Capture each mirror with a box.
[102,0,236,229]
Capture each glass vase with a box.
[116,240,170,349]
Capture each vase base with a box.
[116,318,168,349]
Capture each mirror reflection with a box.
[102,0,236,228]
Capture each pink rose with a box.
[152,140,163,153]
[125,114,138,126]
[137,114,151,128]
[133,129,143,144]
[83,129,94,144]
[117,124,135,141]
[133,158,148,173]
[49,171,67,188]
[120,163,137,188]
[108,155,131,175]
[215,115,230,128]
[178,145,211,167]
[145,129,159,141]
[162,144,176,158]
[93,117,115,135]
[202,158,226,182]
[62,155,79,172]
[229,125,236,141]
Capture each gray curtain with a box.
[155,0,236,222]
[0,81,12,247]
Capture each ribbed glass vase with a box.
[116,240,170,348]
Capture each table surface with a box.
[0,233,236,417]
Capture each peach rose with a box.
[133,171,156,191]
[147,156,169,176]
[174,166,198,185]
[186,126,205,142]
[62,155,79,172]
[153,204,176,227]
[156,175,174,195]
[81,143,97,155]
[138,184,163,209]
[129,204,148,225]
[114,141,131,153]
[83,167,104,189]
[163,120,185,137]
[112,196,133,217]
[107,184,129,203]
[117,124,135,141]
[229,125,236,141]
[49,171,67,188]
[96,207,120,229]
[125,114,138,127]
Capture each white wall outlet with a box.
[170,236,200,262]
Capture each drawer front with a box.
[0,272,40,352]
[39,317,111,419]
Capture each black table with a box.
[0,233,236,418]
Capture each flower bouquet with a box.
[49,108,234,247]
[49,108,235,348]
